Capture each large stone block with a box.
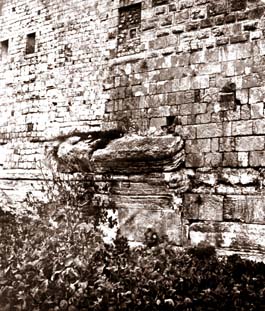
[185,138,211,154]
[204,152,223,167]
[119,208,182,244]
[92,134,184,173]
[184,194,223,221]
[253,119,265,135]
[186,152,205,168]
[231,120,253,136]
[235,136,264,151]
[196,123,223,138]
[249,87,265,104]
[249,151,265,167]
[223,152,238,167]
[189,222,265,251]
[149,117,167,130]
[224,195,265,224]
[112,194,173,210]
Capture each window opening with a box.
[118,3,141,55]
[1,40,9,61]
[26,32,36,55]
[166,116,176,127]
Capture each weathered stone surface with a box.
[224,195,265,223]
[112,194,173,210]
[56,137,100,172]
[119,208,182,244]
[235,136,265,151]
[219,168,262,186]
[196,123,223,139]
[189,222,265,251]
[0,0,265,258]
[54,131,123,172]
[92,134,184,173]
[111,179,168,196]
[249,151,265,167]
[184,194,223,221]
[163,169,194,193]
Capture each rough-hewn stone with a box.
[92,134,184,173]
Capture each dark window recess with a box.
[152,0,169,7]
[129,28,137,39]
[161,116,178,133]
[195,89,201,102]
[118,3,141,53]
[230,0,246,11]
[27,123,34,132]
[1,40,9,60]
[166,116,176,127]
[26,33,36,55]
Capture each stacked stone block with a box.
[102,0,265,255]
[0,0,114,200]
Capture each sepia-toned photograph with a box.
[0,0,264,310]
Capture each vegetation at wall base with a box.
[0,211,265,311]
[0,172,264,310]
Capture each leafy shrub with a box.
[0,169,264,310]
[1,217,265,311]
[187,243,216,260]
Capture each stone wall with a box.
[0,0,265,257]
[101,0,265,256]
[0,0,113,201]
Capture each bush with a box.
[1,216,265,311]
[0,169,264,310]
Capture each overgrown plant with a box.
[1,221,265,310]
[0,162,265,310]
[0,159,118,310]
[26,161,117,229]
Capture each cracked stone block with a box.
[184,194,223,221]
[224,195,265,224]
[92,134,184,173]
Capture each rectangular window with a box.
[118,3,141,55]
[26,32,36,55]
[1,40,9,61]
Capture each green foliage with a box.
[26,164,117,229]
[1,216,265,311]
[187,243,216,260]
[0,168,264,310]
